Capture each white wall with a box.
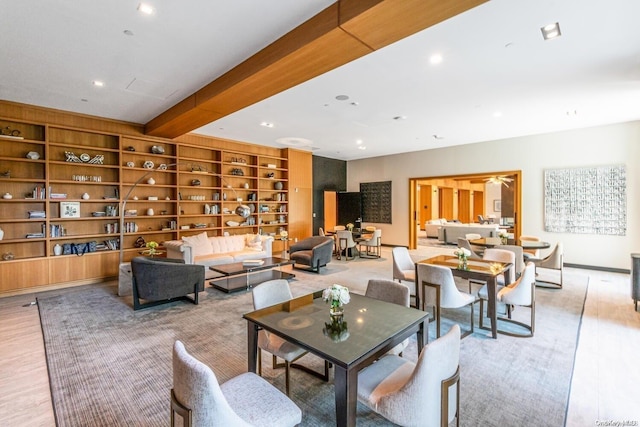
[347,121,640,270]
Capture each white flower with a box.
[454,248,471,258]
[323,284,350,306]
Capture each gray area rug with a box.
[38,256,588,426]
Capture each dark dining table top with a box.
[470,237,551,249]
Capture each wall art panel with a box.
[544,165,626,235]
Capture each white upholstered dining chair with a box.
[171,340,302,427]
[529,242,564,288]
[392,247,417,307]
[416,263,476,338]
[357,324,461,427]
[365,279,411,356]
[479,262,536,337]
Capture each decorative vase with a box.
[501,237,508,245]
[82,192,90,200]
[2,193,12,199]
[274,181,283,190]
[147,177,155,185]
[457,257,468,270]
[53,243,62,256]
[329,304,344,317]
[0,227,3,241]
[243,182,250,189]
[146,208,154,216]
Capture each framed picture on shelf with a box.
[60,202,81,218]
[493,199,501,212]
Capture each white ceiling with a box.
[2,0,640,161]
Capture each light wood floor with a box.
[1,257,638,426]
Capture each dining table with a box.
[417,255,512,339]
[243,291,428,427]
[469,237,551,250]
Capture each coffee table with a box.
[208,257,295,293]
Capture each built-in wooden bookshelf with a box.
[0,104,300,295]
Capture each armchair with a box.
[289,236,333,273]
[131,257,205,310]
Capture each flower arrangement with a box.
[280,230,288,240]
[454,247,471,269]
[498,232,509,244]
[323,284,350,316]
[142,241,162,257]
[346,223,354,231]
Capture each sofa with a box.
[131,257,205,310]
[437,223,500,244]
[289,236,333,273]
[424,218,448,238]
[164,232,273,279]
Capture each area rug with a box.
[38,268,588,426]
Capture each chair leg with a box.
[479,299,485,329]
[440,366,460,427]
[285,361,291,396]
[257,349,262,376]
[171,389,192,427]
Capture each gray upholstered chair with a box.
[416,263,476,338]
[131,256,204,310]
[357,324,461,427]
[479,262,536,337]
[252,280,329,396]
[289,236,333,273]
[358,228,382,258]
[457,238,483,259]
[392,247,417,307]
[171,340,302,427]
[365,279,411,355]
[529,242,564,288]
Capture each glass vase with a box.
[458,257,468,270]
[330,304,344,317]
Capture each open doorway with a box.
[409,171,522,249]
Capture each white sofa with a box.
[164,232,273,279]
[437,223,500,244]
[424,218,448,238]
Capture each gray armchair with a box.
[289,236,333,273]
[131,256,205,310]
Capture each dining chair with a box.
[416,263,477,338]
[529,242,564,288]
[318,227,325,236]
[357,324,461,427]
[336,229,359,260]
[457,238,483,259]
[358,228,382,258]
[495,244,525,278]
[478,262,536,337]
[252,280,329,395]
[519,235,541,258]
[171,340,302,427]
[365,279,411,356]
[392,247,417,307]
[467,248,515,295]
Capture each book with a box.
[242,259,265,266]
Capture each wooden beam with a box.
[145,0,487,139]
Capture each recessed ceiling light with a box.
[335,95,349,101]
[137,3,155,15]
[358,146,367,150]
[92,80,104,87]
[260,122,274,128]
[350,102,359,106]
[393,115,407,121]
[356,140,363,145]
[123,30,134,36]
[429,54,443,65]
[432,134,444,140]
[81,99,88,102]
[541,22,561,40]
[566,110,578,116]
[493,111,502,118]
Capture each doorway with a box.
[409,171,522,249]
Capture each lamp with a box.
[118,162,250,264]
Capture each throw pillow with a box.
[182,232,213,257]
[246,234,262,251]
